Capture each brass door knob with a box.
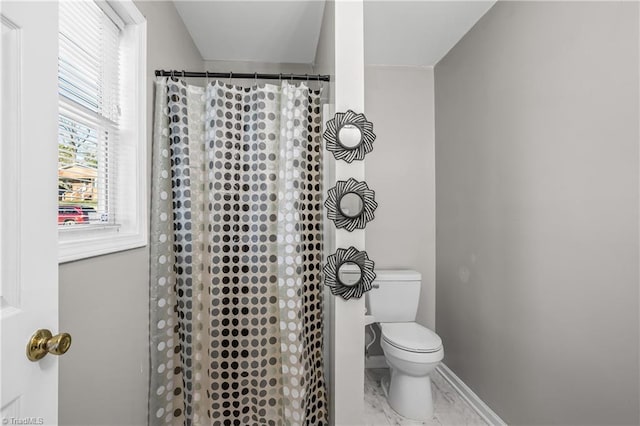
[26,329,72,361]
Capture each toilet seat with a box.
[380,322,442,353]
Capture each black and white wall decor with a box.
[323,110,376,163]
[322,111,377,300]
[325,178,377,231]
[323,247,376,300]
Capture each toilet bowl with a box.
[366,270,444,420]
[379,322,443,420]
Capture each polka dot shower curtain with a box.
[149,77,327,426]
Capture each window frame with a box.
[58,0,147,263]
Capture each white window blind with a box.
[58,1,121,227]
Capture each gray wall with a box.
[365,65,436,330]
[312,0,336,409]
[201,60,315,92]
[434,2,639,425]
[203,60,313,75]
[313,0,335,104]
[59,3,203,425]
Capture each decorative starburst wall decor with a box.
[325,178,377,232]
[323,110,376,163]
[323,247,376,300]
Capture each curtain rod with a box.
[154,70,331,82]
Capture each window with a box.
[58,1,119,226]
[58,1,147,262]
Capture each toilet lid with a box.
[380,322,442,353]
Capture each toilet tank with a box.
[366,270,422,322]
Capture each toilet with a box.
[366,270,444,420]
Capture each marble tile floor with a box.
[364,368,488,426]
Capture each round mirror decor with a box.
[325,178,378,231]
[337,261,362,286]
[323,110,376,163]
[337,125,362,148]
[339,193,364,218]
[324,247,376,300]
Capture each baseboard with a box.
[364,355,387,369]
[436,364,507,426]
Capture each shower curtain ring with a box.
[306,74,309,85]
[279,73,282,82]
[182,70,185,79]
[254,72,258,86]
[205,71,209,86]
[228,71,233,85]
[171,70,175,79]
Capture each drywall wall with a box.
[59,249,149,425]
[313,0,336,416]
[434,2,639,425]
[58,2,203,425]
[201,60,316,91]
[313,0,335,105]
[365,65,436,332]
[331,1,367,423]
[203,60,313,75]
[175,1,325,64]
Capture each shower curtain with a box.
[149,77,327,426]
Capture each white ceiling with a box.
[364,1,496,66]
[173,1,495,67]
[174,1,326,64]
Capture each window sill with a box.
[59,229,147,263]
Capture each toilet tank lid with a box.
[375,270,421,281]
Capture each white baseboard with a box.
[364,355,387,369]
[436,364,507,426]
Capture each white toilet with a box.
[366,270,444,420]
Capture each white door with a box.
[1,2,61,425]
